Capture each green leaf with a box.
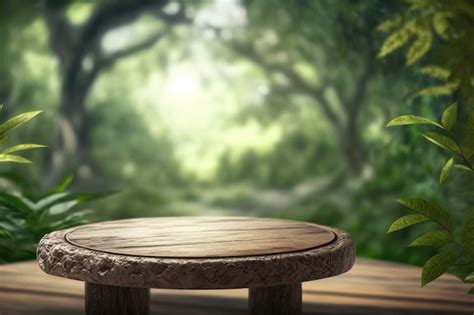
[34,192,69,212]
[414,81,459,98]
[0,192,33,214]
[0,228,14,242]
[432,12,450,40]
[0,154,31,164]
[408,230,453,247]
[441,102,457,131]
[397,198,453,231]
[406,28,432,65]
[462,212,474,256]
[469,287,474,294]
[386,115,442,128]
[48,200,79,215]
[2,144,46,154]
[49,175,74,194]
[420,65,450,80]
[439,157,454,184]
[0,111,43,136]
[422,132,461,155]
[387,214,429,233]
[454,164,473,172]
[48,210,93,230]
[36,191,114,217]
[421,252,457,286]
[377,21,416,58]
[377,15,402,32]
[465,272,474,283]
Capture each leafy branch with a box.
[379,0,474,293]
[388,103,474,179]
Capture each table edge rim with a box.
[37,219,355,289]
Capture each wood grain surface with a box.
[37,219,354,289]
[65,217,336,258]
[1,259,473,315]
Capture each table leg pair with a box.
[85,282,302,315]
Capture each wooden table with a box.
[2,259,474,314]
[36,217,355,315]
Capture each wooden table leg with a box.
[249,283,302,315]
[85,282,150,315]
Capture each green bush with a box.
[0,175,110,263]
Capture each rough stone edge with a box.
[37,226,355,289]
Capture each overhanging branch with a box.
[44,0,189,98]
[81,29,168,93]
[101,31,167,69]
[229,41,342,128]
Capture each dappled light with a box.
[0,1,474,313]
[0,0,467,263]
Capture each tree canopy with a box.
[0,0,471,272]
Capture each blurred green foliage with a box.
[0,0,471,270]
[0,175,109,263]
[0,105,107,263]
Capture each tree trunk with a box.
[46,84,95,186]
[42,1,187,187]
[339,120,365,175]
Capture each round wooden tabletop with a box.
[65,217,336,258]
[37,216,355,289]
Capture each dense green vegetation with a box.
[379,0,474,291]
[0,175,110,263]
[0,0,471,276]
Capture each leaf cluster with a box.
[0,105,44,163]
[379,0,474,293]
[388,103,473,180]
[0,175,111,263]
[388,198,473,288]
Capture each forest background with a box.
[1,0,472,268]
